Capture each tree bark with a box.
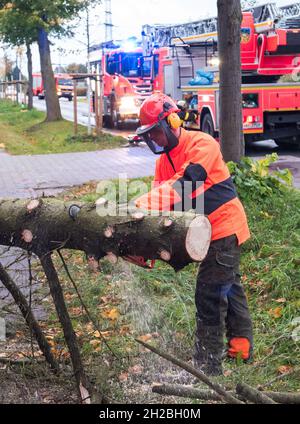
[217,0,244,162]
[153,384,300,404]
[0,199,211,272]
[236,382,277,404]
[26,43,33,110]
[37,27,62,121]
[0,262,59,371]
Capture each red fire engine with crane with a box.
[141,2,300,147]
[90,39,153,128]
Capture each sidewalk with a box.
[0,146,156,199]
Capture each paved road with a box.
[0,145,156,198]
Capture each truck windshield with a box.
[106,53,146,77]
[57,79,72,86]
[121,53,143,77]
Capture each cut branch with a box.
[0,262,59,372]
[236,383,277,404]
[40,253,93,403]
[153,384,300,404]
[136,339,243,404]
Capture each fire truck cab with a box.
[101,44,153,128]
[33,73,74,101]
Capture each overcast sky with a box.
[11,0,298,72]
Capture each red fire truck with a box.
[32,73,74,101]
[89,39,155,128]
[142,2,300,147]
[98,41,153,128]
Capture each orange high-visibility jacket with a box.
[136,128,250,245]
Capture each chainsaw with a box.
[123,255,156,269]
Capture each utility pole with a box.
[105,0,113,42]
[86,7,92,135]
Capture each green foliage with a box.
[0,99,126,155]
[66,63,88,74]
[0,0,98,46]
[228,154,293,202]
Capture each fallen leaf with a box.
[119,325,131,335]
[70,307,83,317]
[0,143,5,149]
[85,323,94,334]
[268,307,283,319]
[101,308,120,321]
[138,334,152,343]
[93,330,111,339]
[277,365,293,375]
[90,339,101,348]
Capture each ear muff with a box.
[167,112,181,129]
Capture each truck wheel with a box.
[103,115,113,128]
[275,139,300,150]
[201,113,215,137]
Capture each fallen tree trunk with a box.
[0,199,211,271]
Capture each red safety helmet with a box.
[138,93,180,134]
[136,93,181,155]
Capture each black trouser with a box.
[194,235,253,365]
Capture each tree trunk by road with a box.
[37,27,62,122]
[217,0,244,162]
[26,43,33,110]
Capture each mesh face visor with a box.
[137,119,179,155]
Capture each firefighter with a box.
[135,93,253,376]
[177,100,198,128]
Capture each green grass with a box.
[54,171,300,400]
[0,99,126,155]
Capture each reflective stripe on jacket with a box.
[136,128,250,245]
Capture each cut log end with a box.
[162,218,174,228]
[26,199,40,213]
[185,216,211,262]
[21,229,33,243]
[131,211,145,221]
[96,198,108,208]
[160,250,171,262]
[104,226,114,238]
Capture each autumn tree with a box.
[0,8,37,109]
[217,0,244,162]
[66,63,88,74]
[0,1,99,121]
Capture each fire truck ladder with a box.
[172,39,195,88]
[142,2,300,51]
